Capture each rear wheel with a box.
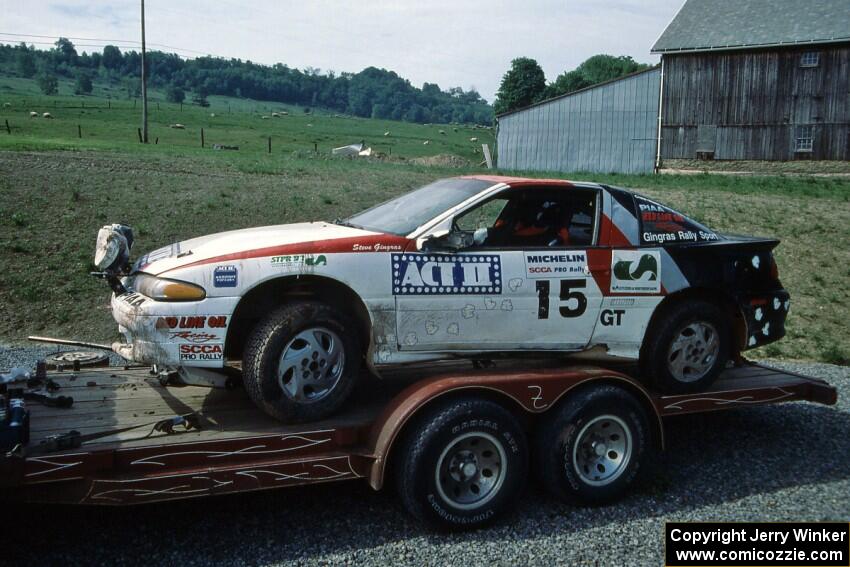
[395,398,528,530]
[534,386,649,505]
[242,301,361,423]
[641,300,730,394]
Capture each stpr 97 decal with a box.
[95,175,791,421]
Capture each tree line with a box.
[0,39,494,125]
[493,55,652,115]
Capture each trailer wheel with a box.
[242,301,360,423]
[395,398,528,530]
[642,300,730,394]
[535,385,648,506]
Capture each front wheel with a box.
[242,301,361,423]
[395,398,528,530]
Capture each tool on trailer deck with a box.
[27,336,114,352]
[34,413,202,454]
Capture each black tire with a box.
[535,385,649,506]
[395,398,528,530]
[641,299,730,394]
[242,301,361,423]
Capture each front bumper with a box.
[110,292,238,367]
[739,289,790,349]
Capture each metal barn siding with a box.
[660,45,850,161]
[497,68,662,174]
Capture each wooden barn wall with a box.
[496,68,661,174]
[661,46,850,161]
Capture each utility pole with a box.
[140,0,148,143]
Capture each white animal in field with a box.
[210,113,216,118]
[261,115,270,119]
[384,131,390,136]
[2,102,11,108]
[272,112,280,117]
[469,137,478,142]
[423,140,430,145]
[170,123,185,129]
[42,112,53,119]
[30,111,38,118]
[439,130,446,135]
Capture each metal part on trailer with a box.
[0,360,836,506]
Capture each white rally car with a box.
[95,175,790,422]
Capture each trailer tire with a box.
[395,398,528,530]
[534,385,648,506]
[642,299,730,394]
[242,301,360,423]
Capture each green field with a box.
[0,76,494,162]
[0,78,848,365]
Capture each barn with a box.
[495,0,849,173]
[653,0,850,162]
[496,67,662,174]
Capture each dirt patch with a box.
[662,159,850,176]
[410,154,471,168]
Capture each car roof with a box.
[459,174,603,190]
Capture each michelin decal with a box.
[392,253,501,295]
[524,252,587,278]
[611,250,661,293]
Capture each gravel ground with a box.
[2,346,848,566]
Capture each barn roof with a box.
[652,0,850,54]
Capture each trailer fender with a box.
[365,366,664,490]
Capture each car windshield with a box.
[343,178,492,235]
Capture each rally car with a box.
[94,175,790,422]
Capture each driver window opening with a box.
[453,188,598,248]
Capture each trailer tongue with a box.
[0,359,837,529]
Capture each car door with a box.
[394,186,603,352]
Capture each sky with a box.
[2,0,685,102]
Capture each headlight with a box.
[131,274,206,301]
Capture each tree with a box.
[192,85,209,107]
[102,45,122,70]
[165,84,185,103]
[74,72,93,95]
[53,37,77,64]
[16,43,36,78]
[543,55,651,99]
[37,73,59,95]
[493,57,546,114]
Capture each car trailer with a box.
[0,357,837,530]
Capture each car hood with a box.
[134,222,386,275]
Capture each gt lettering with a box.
[600,309,625,326]
[535,279,588,320]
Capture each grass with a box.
[0,75,494,162]
[0,77,848,365]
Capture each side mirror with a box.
[417,229,473,251]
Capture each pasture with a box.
[0,78,847,365]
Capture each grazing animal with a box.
[439,130,446,135]
[261,115,270,119]
[42,112,53,119]
[423,140,430,145]
[470,137,478,142]
[170,123,185,129]
[2,102,11,108]
[29,111,38,118]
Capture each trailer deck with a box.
[1,360,837,507]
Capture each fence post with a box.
[78,124,82,138]
[313,142,317,153]
[268,136,272,153]
[5,119,10,134]
[155,137,159,144]
[201,128,205,148]
[137,128,143,143]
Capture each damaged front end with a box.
[92,224,229,368]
